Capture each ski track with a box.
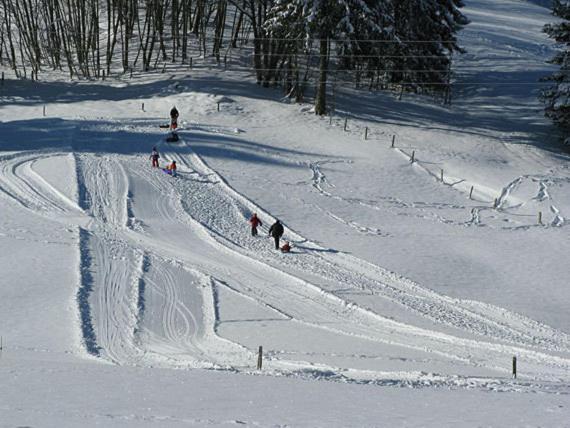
[3,144,570,390]
[166,142,570,350]
[130,138,570,383]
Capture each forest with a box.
[0,0,469,113]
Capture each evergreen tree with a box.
[389,0,467,92]
[543,0,570,141]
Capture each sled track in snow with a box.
[116,139,570,382]
[164,142,570,352]
[0,151,82,216]
[3,147,570,387]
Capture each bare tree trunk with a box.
[213,0,226,61]
[315,37,328,115]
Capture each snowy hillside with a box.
[1,0,569,426]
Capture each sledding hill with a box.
[1,0,569,426]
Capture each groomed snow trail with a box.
[2,140,570,390]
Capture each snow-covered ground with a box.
[1,0,569,426]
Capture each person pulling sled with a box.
[268,219,284,250]
[170,106,179,130]
[166,106,180,142]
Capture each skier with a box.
[150,146,160,168]
[249,213,262,236]
[165,160,177,177]
[170,106,179,130]
[280,241,291,253]
[268,219,284,250]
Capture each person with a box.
[150,146,160,168]
[249,213,262,236]
[268,219,284,250]
[165,160,177,177]
[170,106,179,130]
[280,241,291,253]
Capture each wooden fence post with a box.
[410,150,415,163]
[494,198,498,208]
[190,57,193,69]
[440,169,444,182]
[329,115,332,125]
[43,105,46,117]
[469,186,474,200]
[391,135,395,148]
[538,211,543,225]
[217,101,220,112]
[344,118,348,131]
[364,127,368,140]
[1,72,4,86]
[142,102,145,112]
[512,356,517,379]
[257,346,263,370]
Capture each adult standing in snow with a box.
[249,213,262,236]
[150,146,160,168]
[268,219,284,250]
[170,106,179,130]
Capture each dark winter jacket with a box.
[268,221,284,238]
[170,107,179,119]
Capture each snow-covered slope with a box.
[1,0,569,426]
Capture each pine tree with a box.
[543,0,570,141]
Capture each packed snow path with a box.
[1,138,570,391]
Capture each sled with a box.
[166,133,179,143]
[161,168,177,177]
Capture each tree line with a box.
[0,0,468,114]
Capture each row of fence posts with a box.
[338,130,543,225]
[0,334,519,379]
[36,100,544,226]
[255,345,519,379]
[0,336,520,378]
[0,330,522,381]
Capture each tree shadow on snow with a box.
[0,117,337,169]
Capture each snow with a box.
[1,0,570,426]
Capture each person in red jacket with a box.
[150,146,160,168]
[249,213,262,236]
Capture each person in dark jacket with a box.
[249,213,262,236]
[170,106,179,130]
[268,220,284,250]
